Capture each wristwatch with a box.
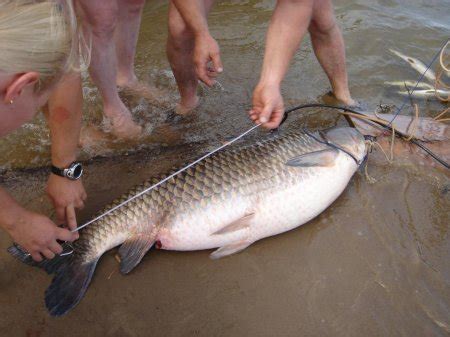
[51,161,83,180]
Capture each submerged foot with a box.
[165,96,201,123]
[321,91,365,111]
[104,104,142,140]
[174,96,201,116]
[118,77,169,108]
[79,125,111,148]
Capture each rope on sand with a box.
[433,107,449,121]
[405,104,419,142]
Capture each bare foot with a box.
[79,125,112,149]
[333,90,357,106]
[109,113,142,139]
[321,91,357,107]
[118,77,169,107]
[337,95,356,107]
[104,103,142,139]
[175,96,200,115]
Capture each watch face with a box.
[67,163,83,180]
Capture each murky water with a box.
[1,0,449,336]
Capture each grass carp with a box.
[9,127,367,316]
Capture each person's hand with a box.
[7,209,78,262]
[46,174,87,231]
[249,83,285,129]
[193,33,223,87]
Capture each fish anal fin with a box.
[210,241,252,260]
[212,213,254,235]
[119,234,155,275]
[286,149,338,167]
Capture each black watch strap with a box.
[51,161,83,180]
[51,165,65,177]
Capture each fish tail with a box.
[45,256,99,316]
[7,244,70,274]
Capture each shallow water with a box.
[0,0,449,336]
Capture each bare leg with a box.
[166,0,215,115]
[115,0,169,106]
[76,0,142,139]
[115,0,145,86]
[309,0,355,105]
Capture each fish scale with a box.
[83,132,308,245]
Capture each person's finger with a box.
[75,199,85,210]
[249,114,259,122]
[211,52,223,73]
[195,62,214,87]
[262,120,281,129]
[42,248,55,260]
[263,112,284,129]
[56,227,78,242]
[55,205,66,226]
[258,104,274,124]
[31,252,43,262]
[49,241,63,255]
[206,70,219,78]
[65,204,77,231]
[248,109,260,123]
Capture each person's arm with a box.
[249,0,313,129]
[171,0,223,86]
[0,187,78,262]
[43,71,87,231]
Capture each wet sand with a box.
[1,0,450,336]
[1,139,449,337]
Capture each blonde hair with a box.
[0,0,85,91]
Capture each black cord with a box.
[411,139,450,169]
[302,128,362,165]
[279,103,450,170]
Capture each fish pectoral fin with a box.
[211,213,255,235]
[210,240,252,260]
[119,234,155,275]
[286,149,339,167]
[210,215,254,259]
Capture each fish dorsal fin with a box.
[286,149,339,167]
[119,234,155,274]
[212,213,254,235]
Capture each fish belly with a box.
[158,156,356,252]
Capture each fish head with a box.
[323,127,367,164]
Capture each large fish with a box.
[9,127,367,316]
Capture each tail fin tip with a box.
[45,258,98,317]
